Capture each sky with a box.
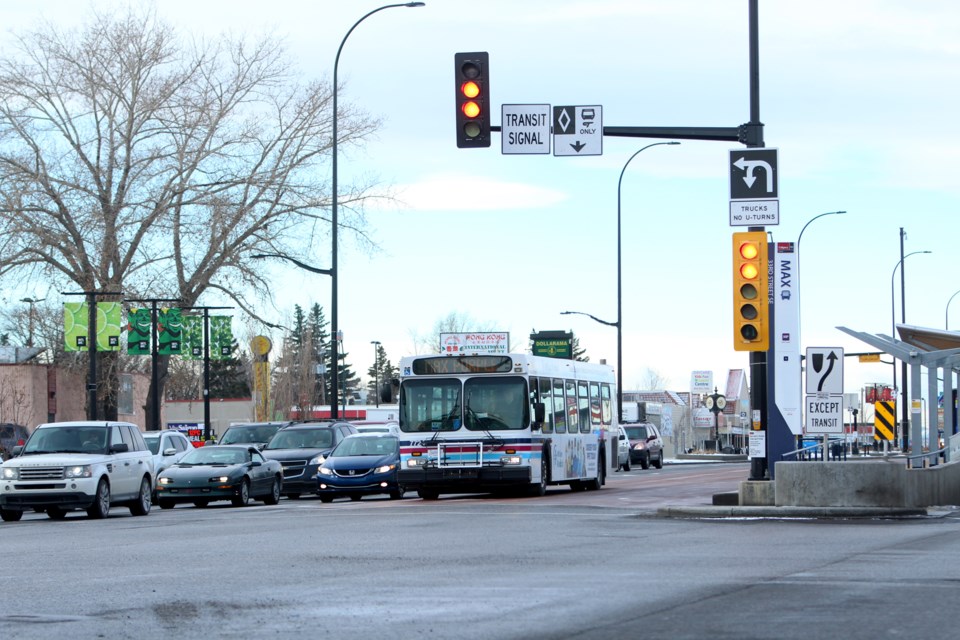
[2,1,959,403]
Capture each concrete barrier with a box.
[773,458,960,508]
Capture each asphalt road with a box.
[2,463,958,639]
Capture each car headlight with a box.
[309,454,326,466]
[158,476,173,485]
[375,464,397,474]
[318,467,333,476]
[633,443,646,451]
[1,467,19,480]
[65,465,92,478]
[210,476,230,483]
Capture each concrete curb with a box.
[656,505,931,519]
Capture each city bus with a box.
[395,353,619,499]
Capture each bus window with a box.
[578,381,591,433]
[590,382,601,426]
[601,383,613,425]
[539,377,553,434]
[553,378,566,433]
[565,380,578,434]
[464,377,528,431]
[399,379,462,432]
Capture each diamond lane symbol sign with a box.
[553,105,602,157]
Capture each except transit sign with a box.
[804,346,844,434]
[501,104,551,155]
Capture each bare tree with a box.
[637,367,669,391]
[0,9,384,423]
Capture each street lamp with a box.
[890,248,931,449]
[946,288,960,330]
[614,141,679,419]
[20,297,46,348]
[796,210,846,332]
[371,340,381,408]
[330,2,425,419]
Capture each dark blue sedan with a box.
[317,434,402,502]
[156,445,282,508]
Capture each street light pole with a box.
[20,297,46,348]
[890,247,931,449]
[615,141,679,419]
[371,340,381,408]
[331,2,425,420]
[796,210,846,334]
[946,288,960,331]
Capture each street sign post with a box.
[729,148,779,226]
[553,105,602,156]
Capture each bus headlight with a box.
[406,458,427,468]
[500,456,522,465]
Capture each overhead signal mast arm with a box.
[490,123,763,146]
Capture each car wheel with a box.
[47,506,68,520]
[530,452,548,497]
[86,478,110,519]
[231,479,250,507]
[418,489,440,500]
[389,487,404,500]
[319,494,334,503]
[193,500,209,508]
[158,499,175,509]
[263,477,281,505]
[349,494,362,501]
[654,451,663,469]
[129,477,152,516]
[0,508,23,522]
[640,452,650,470]
[284,493,300,500]
[623,457,631,472]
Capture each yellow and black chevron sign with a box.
[874,400,896,441]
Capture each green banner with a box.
[182,315,203,360]
[127,308,151,355]
[157,308,183,355]
[210,316,233,360]
[63,302,122,352]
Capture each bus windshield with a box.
[400,377,528,433]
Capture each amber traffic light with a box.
[455,52,490,148]
[732,231,769,351]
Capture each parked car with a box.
[216,421,289,449]
[156,445,282,508]
[0,421,154,521]
[261,421,358,499]
[616,427,632,472]
[0,423,30,460]
[143,430,195,501]
[623,422,664,470]
[317,433,403,502]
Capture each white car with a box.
[143,430,194,500]
[0,421,154,522]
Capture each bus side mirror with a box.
[381,378,399,404]
[532,402,545,430]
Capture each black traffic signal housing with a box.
[454,52,490,148]
[732,231,769,352]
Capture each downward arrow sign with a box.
[570,141,586,153]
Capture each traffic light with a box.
[732,231,769,351]
[454,52,490,148]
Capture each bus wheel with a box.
[529,453,548,497]
[586,454,605,490]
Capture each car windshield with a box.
[265,429,334,450]
[624,426,649,440]
[23,426,109,455]
[220,426,278,444]
[332,436,398,457]
[180,448,248,465]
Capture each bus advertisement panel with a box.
[396,353,618,499]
